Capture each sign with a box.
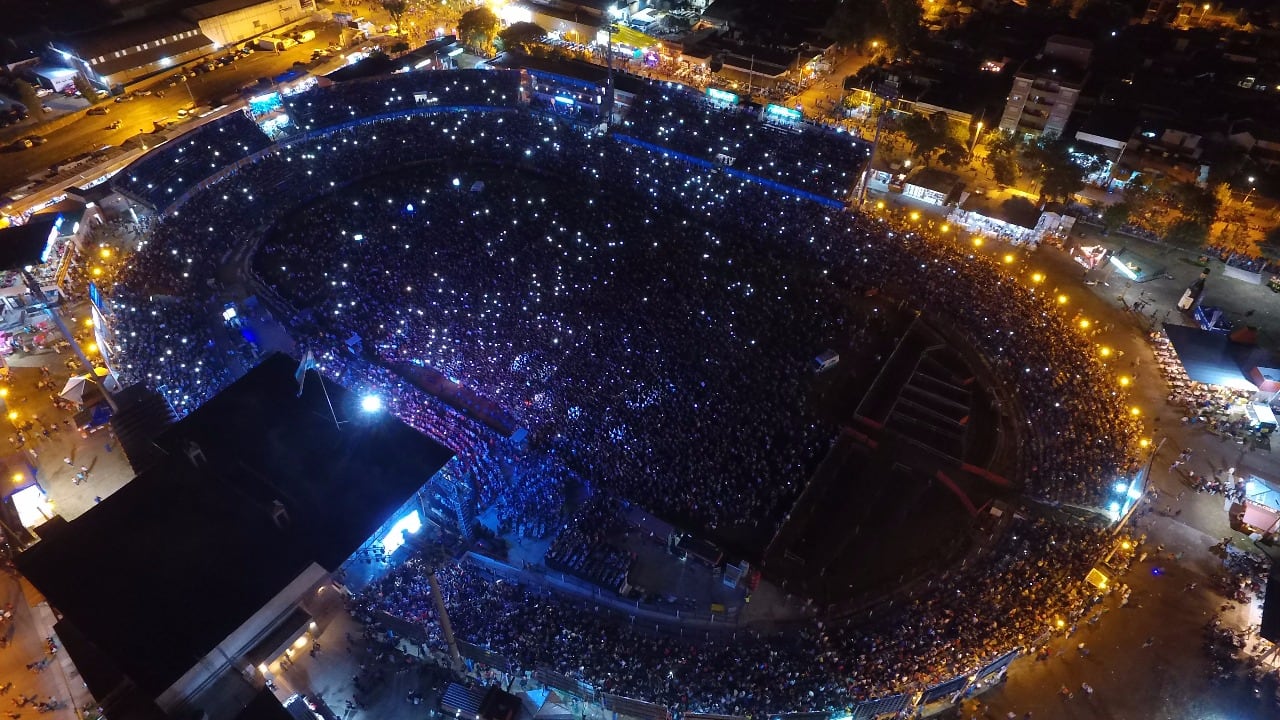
[87,281,104,312]
[764,104,802,123]
[705,87,739,105]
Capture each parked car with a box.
[10,135,45,150]
[176,107,193,117]
[87,106,110,115]
[107,120,122,130]
[35,88,53,97]
[113,93,134,103]
[40,104,51,113]
[135,89,153,96]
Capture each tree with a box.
[497,22,547,53]
[381,0,408,34]
[458,6,500,55]
[1165,219,1210,250]
[884,0,922,51]
[1027,139,1085,202]
[1259,226,1280,261]
[73,73,100,104]
[824,0,889,45]
[1174,182,1218,225]
[15,81,44,116]
[899,113,943,159]
[991,153,1019,186]
[1101,202,1132,231]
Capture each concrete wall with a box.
[192,0,307,48]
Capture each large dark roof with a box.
[1162,322,1266,391]
[56,16,200,58]
[0,215,59,270]
[18,353,453,698]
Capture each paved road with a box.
[0,24,342,195]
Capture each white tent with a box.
[59,375,92,404]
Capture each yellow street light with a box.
[1003,253,1015,264]
[11,472,22,484]
[87,342,98,354]
[1121,540,1132,551]
[91,267,103,277]
[1139,438,1151,448]
[940,223,950,233]
[1031,272,1044,283]
[84,318,94,327]
[909,211,920,221]
[1119,375,1132,387]
[1130,406,1141,416]
[1055,618,1065,629]
[972,237,984,248]
[1056,294,1068,305]
[0,387,8,399]
[875,200,885,210]
[1099,346,1112,358]
[99,248,112,259]
[1079,319,1091,330]
[6,411,16,422]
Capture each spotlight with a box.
[360,395,383,413]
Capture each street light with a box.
[969,120,984,159]
[1244,176,1256,204]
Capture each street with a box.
[0,23,341,194]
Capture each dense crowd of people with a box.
[115,112,272,208]
[282,70,524,132]
[105,75,1142,715]
[357,514,1108,715]
[620,81,868,201]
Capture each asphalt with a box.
[0,23,344,195]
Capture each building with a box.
[998,36,1092,140]
[181,0,315,49]
[50,16,215,90]
[947,193,1074,246]
[487,53,642,122]
[16,353,454,720]
[1073,107,1139,189]
[902,167,963,206]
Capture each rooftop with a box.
[55,15,201,59]
[0,215,59,271]
[1015,55,1088,87]
[17,353,453,698]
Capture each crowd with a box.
[115,112,272,209]
[282,70,524,132]
[104,77,1144,714]
[619,81,868,202]
[543,497,634,592]
[357,514,1108,715]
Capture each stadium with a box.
[98,69,1140,718]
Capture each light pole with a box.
[603,4,622,125]
[855,80,899,209]
[1244,175,1256,204]
[969,120,984,161]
